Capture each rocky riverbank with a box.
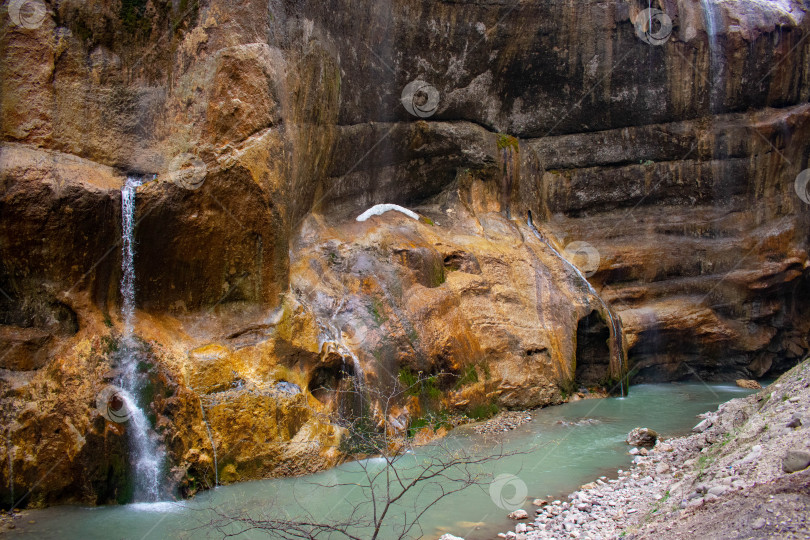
[495,358,810,540]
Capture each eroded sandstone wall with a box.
[0,0,808,506]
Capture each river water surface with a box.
[8,383,755,539]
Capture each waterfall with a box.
[119,176,165,502]
[120,177,140,346]
[526,212,626,396]
[333,323,366,394]
[323,320,366,386]
[322,321,367,421]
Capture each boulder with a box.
[707,485,729,497]
[735,379,762,390]
[508,509,529,520]
[627,427,658,448]
[782,450,810,473]
[692,417,713,433]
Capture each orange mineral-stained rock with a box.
[1,0,808,509]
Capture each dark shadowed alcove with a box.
[575,310,611,386]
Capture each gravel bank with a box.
[473,411,534,435]
[496,359,810,540]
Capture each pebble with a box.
[508,509,529,520]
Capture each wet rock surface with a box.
[626,428,658,448]
[1,0,809,507]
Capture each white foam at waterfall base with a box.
[119,176,165,502]
[128,501,184,513]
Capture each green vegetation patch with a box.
[454,364,479,389]
[120,0,152,36]
[340,414,386,455]
[419,216,435,226]
[398,368,441,400]
[467,402,499,420]
[496,133,519,152]
[369,298,388,325]
[407,409,454,438]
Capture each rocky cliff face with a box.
[1,0,809,506]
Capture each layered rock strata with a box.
[0,0,808,505]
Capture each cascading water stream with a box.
[119,176,165,502]
[526,212,626,396]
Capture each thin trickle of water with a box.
[328,322,366,387]
[526,213,626,396]
[199,401,218,487]
[119,176,165,502]
[320,322,367,421]
[700,0,722,112]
